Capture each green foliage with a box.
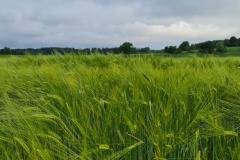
[164,46,181,54]
[199,41,215,53]
[230,36,238,47]
[0,47,12,55]
[216,41,227,53]
[179,41,190,51]
[0,54,239,159]
[119,42,136,54]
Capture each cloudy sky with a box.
[0,0,239,49]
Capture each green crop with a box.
[0,53,239,159]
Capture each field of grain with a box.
[0,54,239,159]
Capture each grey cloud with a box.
[0,0,239,49]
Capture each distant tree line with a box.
[164,36,240,54]
[0,45,156,55]
[0,47,80,55]
[1,36,240,55]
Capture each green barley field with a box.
[0,53,239,159]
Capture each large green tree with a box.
[179,41,190,51]
[216,41,227,53]
[119,42,136,54]
[229,36,238,47]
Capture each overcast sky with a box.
[0,0,239,49]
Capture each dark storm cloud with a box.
[0,0,239,49]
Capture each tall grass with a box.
[0,53,239,159]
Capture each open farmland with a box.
[0,54,239,159]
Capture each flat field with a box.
[0,54,239,159]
